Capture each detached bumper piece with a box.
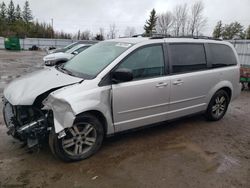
[3,99,51,148]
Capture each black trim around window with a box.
[99,43,168,86]
[99,42,238,86]
[167,42,209,75]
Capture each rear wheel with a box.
[205,90,230,121]
[49,113,104,162]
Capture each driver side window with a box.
[117,44,165,80]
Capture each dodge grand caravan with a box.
[3,37,241,161]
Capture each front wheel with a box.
[49,113,104,162]
[205,90,230,121]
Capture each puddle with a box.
[165,142,217,162]
[165,141,241,174]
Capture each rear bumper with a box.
[232,83,241,100]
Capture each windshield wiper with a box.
[57,64,75,76]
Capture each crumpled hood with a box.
[4,67,82,105]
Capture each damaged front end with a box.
[3,98,53,148]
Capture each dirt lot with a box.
[0,50,249,188]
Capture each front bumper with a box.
[2,99,50,147]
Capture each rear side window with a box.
[209,44,237,68]
[169,43,207,74]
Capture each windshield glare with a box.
[65,44,83,54]
[63,41,133,79]
[64,42,77,50]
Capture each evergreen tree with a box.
[0,2,7,19]
[0,0,72,39]
[15,4,22,20]
[222,22,244,39]
[213,20,223,38]
[246,26,250,39]
[22,0,33,23]
[144,9,157,36]
[7,0,16,23]
[95,34,104,41]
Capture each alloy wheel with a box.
[212,96,226,118]
[62,123,97,156]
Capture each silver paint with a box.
[3,38,241,136]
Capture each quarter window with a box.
[209,44,237,68]
[117,45,165,80]
[169,43,207,73]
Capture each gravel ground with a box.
[0,50,249,188]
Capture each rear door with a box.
[167,43,215,119]
[111,44,171,132]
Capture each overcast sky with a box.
[5,0,250,37]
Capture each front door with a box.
[111,44,170,132]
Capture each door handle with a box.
[173,80,184,85]
[156,82,168,88]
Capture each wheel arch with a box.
[219,87,232,101]
[76,110,108,136]
[206,81,233,105]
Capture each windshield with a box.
[64,42,78,50]
[62,41,133,79]
[65,44,84,54]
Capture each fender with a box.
[206,80,233,106]
[43,83,114,135]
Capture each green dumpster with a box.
[4,37,21,50]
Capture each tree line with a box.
[213,21,250,39]
[0,0,71,39]
[144,1,207,37]
[0,0,249,40]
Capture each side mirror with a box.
[112,68,133,83]
[72,51,79,55]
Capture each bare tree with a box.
[108,23,118,39]
[180,4,188,36]
[124,26,136,37]
[189,1,207,36]
[80,30,91,40]
[156,11,173,35]
[172,4,188,36]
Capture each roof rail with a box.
[132,33,222,41]
[148,34,223,41]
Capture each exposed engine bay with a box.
[3,98,53,148]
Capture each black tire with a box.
[205,90,230,121]
[49,113,104,162]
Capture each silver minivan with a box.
[3,37,241,161]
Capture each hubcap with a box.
[212,96,226,117]
[62,123,97,156]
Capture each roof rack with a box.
[131,33,222,41]
[149,34,222,41]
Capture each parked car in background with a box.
[43,44,92,66]
[47,40,98,54]
[3,37,241,162]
